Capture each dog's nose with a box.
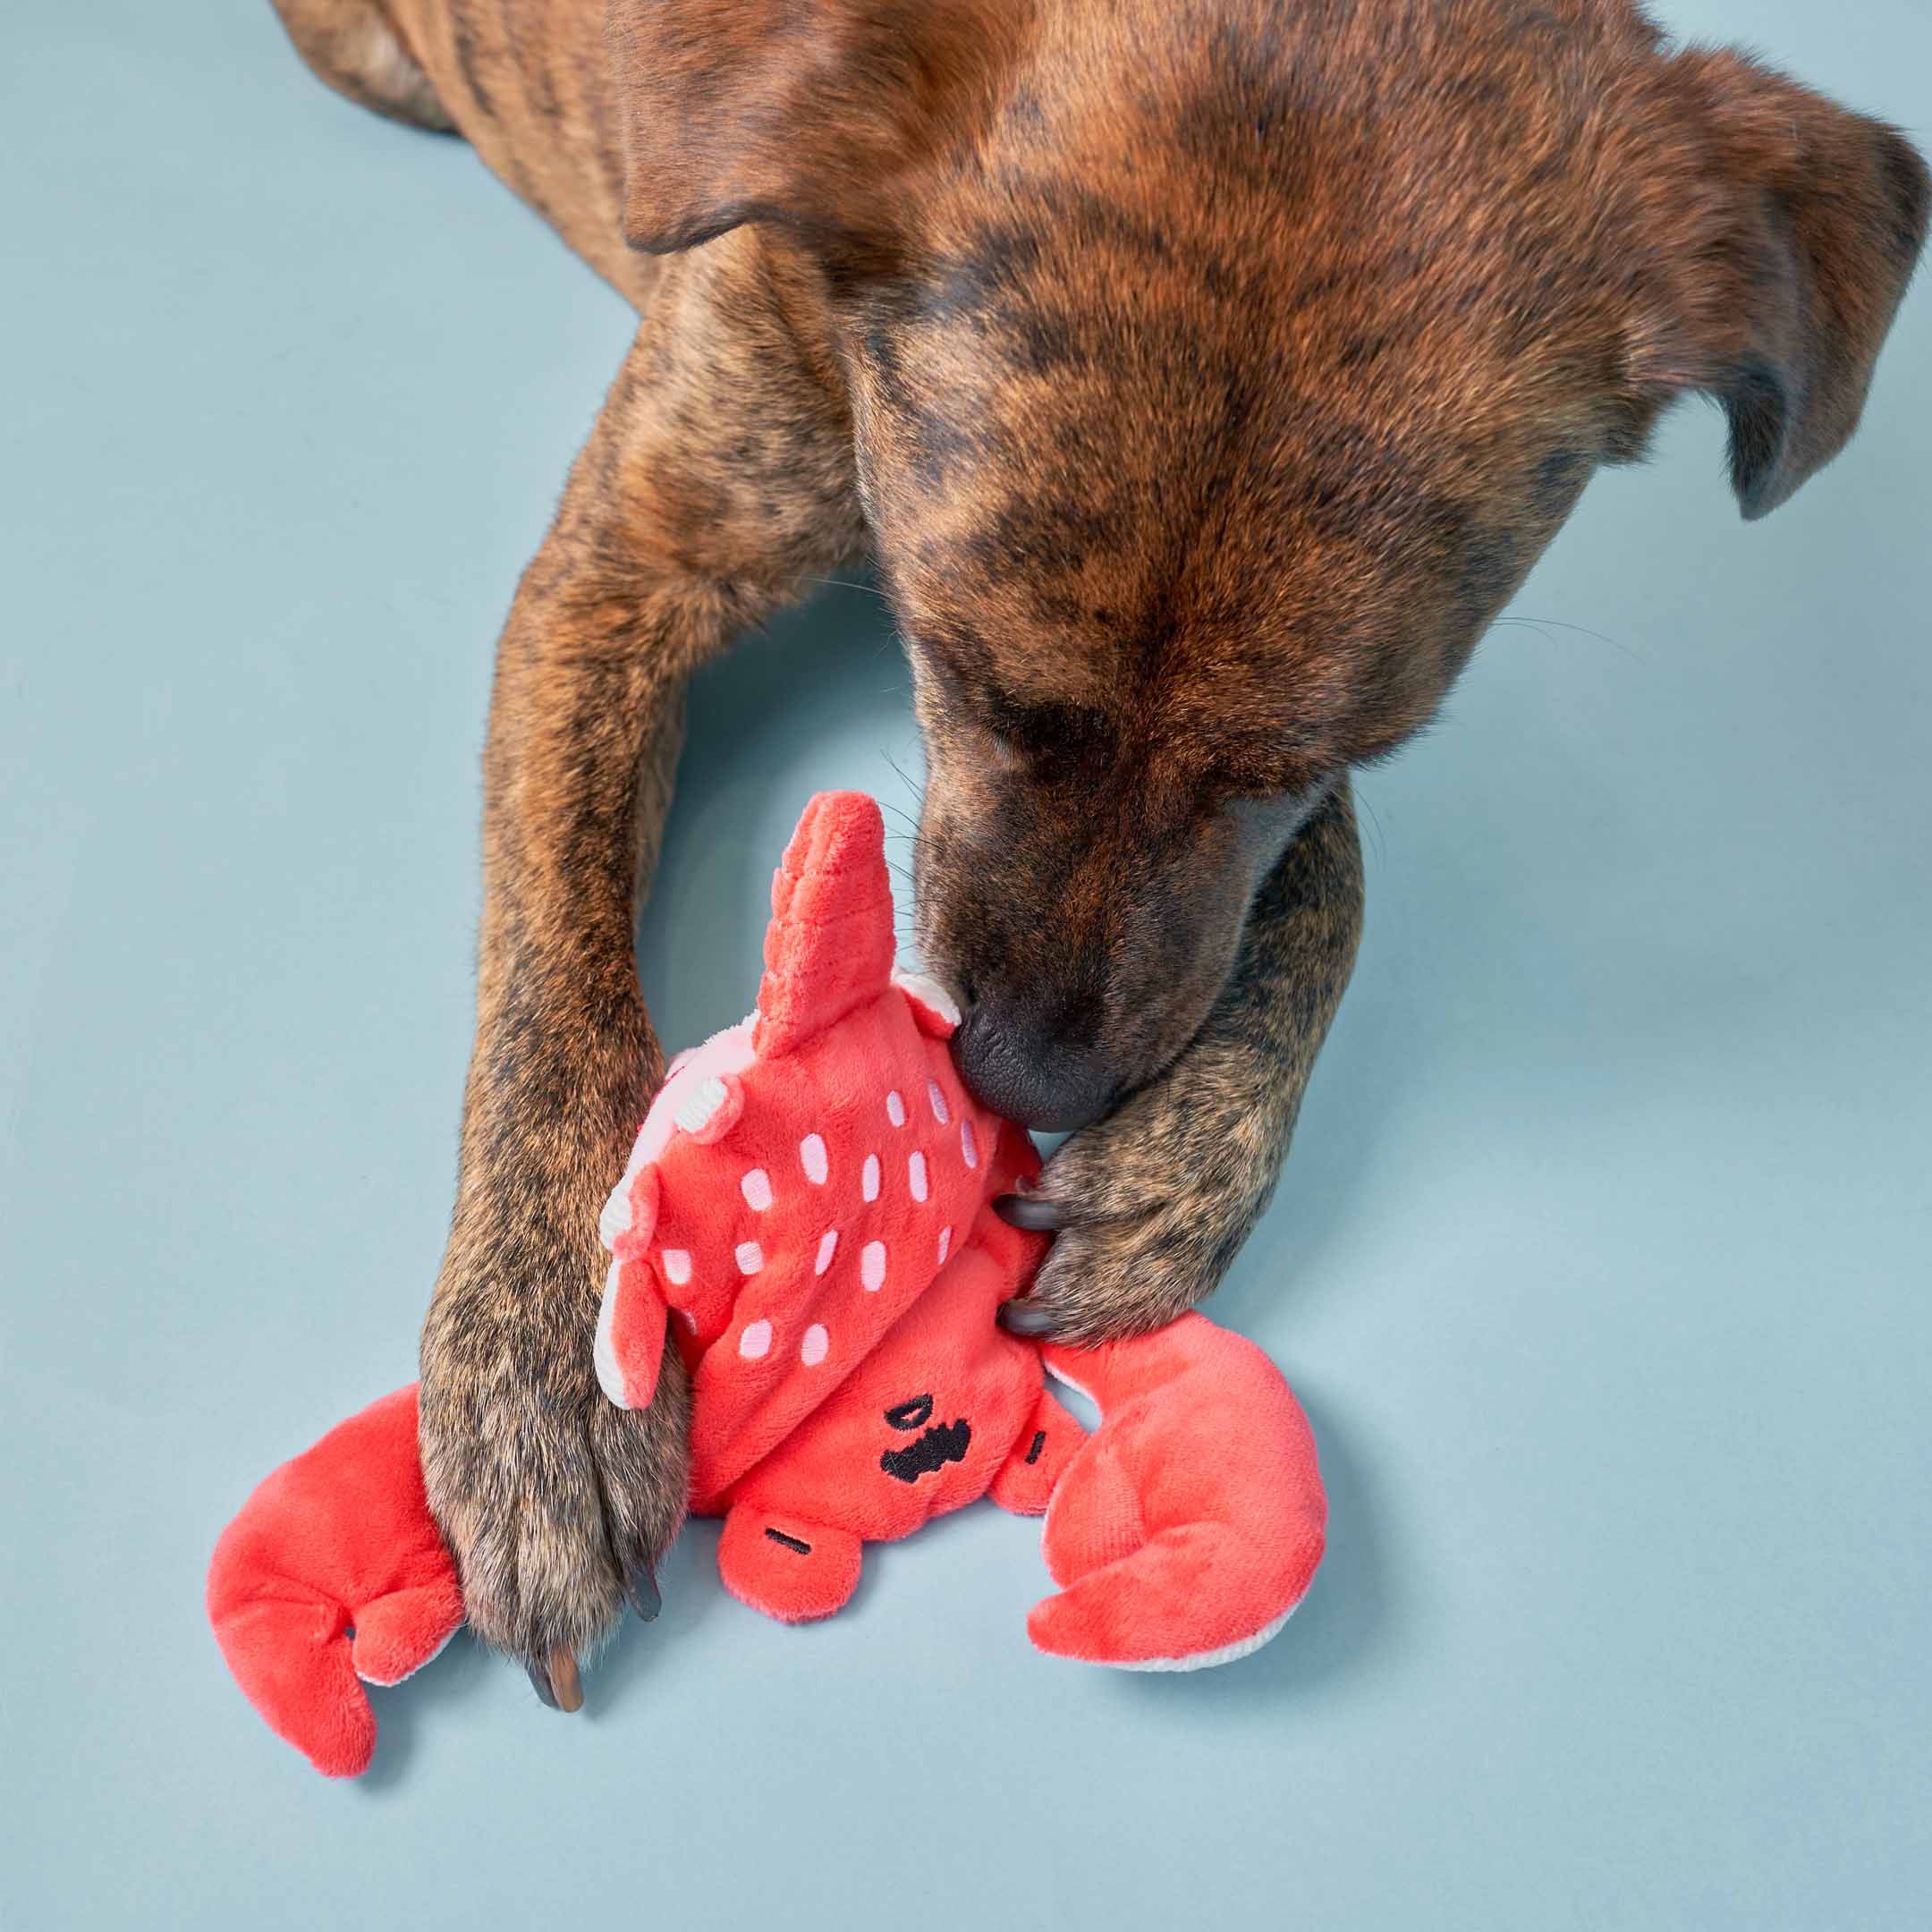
[951,999,1116,1133]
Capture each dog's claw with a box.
[999,1299,1059,1337]
[996,1192,1066,1233]
[528,1648,582,1713]
[548,1647,584,1712]
[625,1560,662,1623]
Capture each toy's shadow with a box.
[352,1392,1384,1784]
[1117,1386,1396,1707]
[357,1626,490,1791]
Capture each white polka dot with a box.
[908,1150,928,1201]
[662,1249,692,1285]
[800,1324,829,1367]
[862,1153,881,1202]
[738,1319,772,1360]
[741,1167,773,1212]
[815,1228,839,1275]
[735,1241,764,1275]
[799,1133,828,1184]
[886,1089,906,1127]
[936,1225,952,1265]
[928,1079,950,1125]
[960,1118,979,1169]
[860,1241,886,1292]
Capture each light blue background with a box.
[4,4,1928,1928]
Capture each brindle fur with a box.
[267,0,1927,1685]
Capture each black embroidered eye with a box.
[885,1394,935,1432]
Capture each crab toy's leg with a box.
[1029,1316,1326,1671]
[987,1385,1087,1516]
[716,1506,863,1623]
[206,1386,464,1775]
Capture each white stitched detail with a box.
[593,1262,628,1408]
[675,1076,729,1134]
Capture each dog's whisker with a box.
[1356,789,1390,867]
[882,750,923,797]
[1491,614,1641,662]
[807,574,889,606]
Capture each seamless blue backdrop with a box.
[3,4,1927,1928]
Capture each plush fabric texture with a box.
[1033,1319,1326,1669]
[206,792,1327,1773]
[592,794,1066,1546]
[205,1386,462,1777]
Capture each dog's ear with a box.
[1638,50,1928,520]
[606,0,1027,258]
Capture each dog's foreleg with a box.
[418,240,861,1699]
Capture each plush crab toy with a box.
[208,794,1327,1777]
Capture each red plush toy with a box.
[208,794,1327,1776]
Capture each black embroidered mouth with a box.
[879,1417,971,1483]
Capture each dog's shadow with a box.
[356,1525,726,1789]
[636,579,919,1049]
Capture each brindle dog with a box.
[267,0,1928,1708]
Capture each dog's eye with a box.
[885,1394,935,1431]
[979,695,1108,765]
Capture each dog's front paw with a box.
[994,1035,1292,1344]
[419,1229,688,1708]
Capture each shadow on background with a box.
[1113,1385,1396,1710]
[638,579,918,1048]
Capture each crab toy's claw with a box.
[207,1386,462,1776]
[1030,1316,1326,1670]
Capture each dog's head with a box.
[613,0,1928,1129]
